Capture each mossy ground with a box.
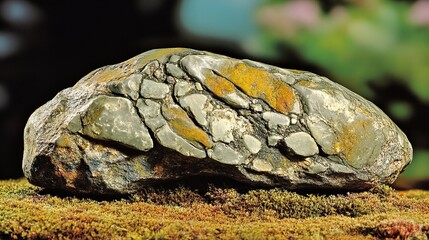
[0,179,428,239]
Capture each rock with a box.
[207,143,245,165]
[140,79,170,99]
[22,48,413,194]
[81,96,153,152]
[243,134,262,154]
[283,132,319,157]
[179,94,210,126]
[267,135,283,147]
[263,111,291,129]
[109,74,142,101]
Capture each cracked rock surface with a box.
[22,48,413,194]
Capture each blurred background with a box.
[0,0,427,189]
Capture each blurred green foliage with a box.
[388,101,413,121]
[402,150,429,180]
[258,0,429,102]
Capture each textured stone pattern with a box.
[23,48,412,194]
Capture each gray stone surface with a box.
[267,135,283,147]
[243,134,262,154]
[81,96,153,151]
[109,74,142,101]
[207,143,245,165]
[179,93,209,126]
[140,79,170,99]
[22,48,412,195]
[174,81,194,97]
[166,63,187,79]
[283,132,319,157]
[263,111,291,129]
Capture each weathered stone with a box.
[179,93,210,126]
[81,96,153,152]
[155,124,206,159]
[267,135,283,147]
[262,111,290,129]
[169,55,181,63]
[140,79,169,99]
[252,158,273,172]
[283,132,319,157]
[207,143,245,165]
[109,74,142,101]
[243,134,262,154]
[166,63,187,78]
[174,81,194,97]
[23,48,412,195]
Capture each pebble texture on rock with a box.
[23,48,412,194]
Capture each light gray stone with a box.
[252,158,273,172]
[290,114,298,125]
[195,82,203,91]
[262,111,290,129]
[109,74,142,101]
[136,99,167,131]
[140,79,170,99]
[166,63,187,78]
[169,55,181,63]
[174,81,194,97]
[210,116,234,143]
[222,91,250,109]
[243,134,262,154]
[252,104,263,112]
[179,94,209,126]
[81,96,153,151]
[284,132,319,157]
[207,143,244,165]
[142,60,160,76]
[267,135,283,147]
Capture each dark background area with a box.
[0,0,426,186]
[0,0,268,179]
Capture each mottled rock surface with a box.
[23,48,412,194]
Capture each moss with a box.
[1,179,429,239]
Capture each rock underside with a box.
[22,48,413,194]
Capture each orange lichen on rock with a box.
[213,62,296,114]
[87,67,130,84]
[202,69,236,97]
[161,104,213,149]
[334,118,375,169]
[51,146,80,189]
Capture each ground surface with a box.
[0,179,428,239]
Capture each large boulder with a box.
[22,48,412,194]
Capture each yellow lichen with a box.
[334,118,374,169]
[55,134,77,148]
[203,69,236,97]
[209,62,296,114]
[161,103,213,148]
[88,67,129,84]
[134,48,187,69]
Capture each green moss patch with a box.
[1,179,428,239]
